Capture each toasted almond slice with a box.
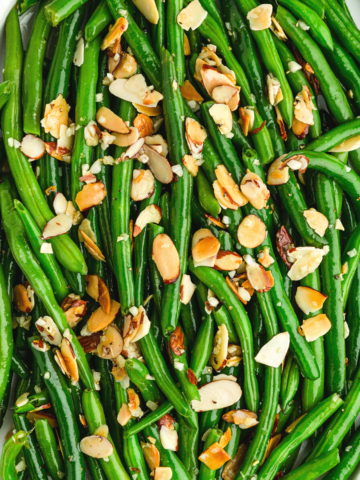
[42,94,68,139]
[80,435,113,458]
[213,180,239,210]
[131,169,155,201]
[303,208,329,237]
[107,41,122,73]
[134,204,162,237]
[180,80,204,103]
[226,276,247,304]
[294,88,314,125]
[94,425,109,438]
[80,230,106,262]
[31,338,51,353]
[247,4,272,30]
[205,213,225,229]
[215,165,248,207]
[257,247,275,268]
[177,0,207,30]
[154,467,173,480]
[141,442,160,472]
[133,104,163,116]
[209,103,233,136]
[192,228,215,249]
[224,410,259,429]
[21,135,45,159]
[182,154,198,177]
[126,74,149,99]
[328,134,360,153]
[152,234,180,284]
[41,214,72,239]
[237,215,266,249]
[192,236,220,262]
[214,251,242,271]
[199,442,231,470]
[96,106,129,134]
[97,324,124,359]
[274,105,287,141]
[160,425,178,451]
[87,300,121,332]
[76,181,107,212]
[180,274,196,305]
[121,137,146,162]
[201,65,234,97]
[240,171,270,210]
[117,403,132,426]
[143,90,163,106]
[300,314,331,342]
[219,428,232,449]
[192,379,242,412]
[132,0,159,23]
[227,89,240,112]
[292,118,309,139]
[101,17,128,50]
[255,332,290,368]
[295,286,327,315]
[212,85,240,110]
[261,434,282,465]
[142,144,173,184]
[267,155,289,185]
[113,52,137,79]
[246,263,273,292]
[53,192,68,216]
[60,338,79,383]
[35,316,62,346]
[145,134,168,157]
[112,127,139,148]
[134,114,154,138]
[85,275,111,314]
[266,73,282,106]
[184,33,191,55]
[185,117,207,154]
[131,306,151,343]
[64,300,87,328]
[110,79,157,108]
[210,324,229,372]
[287,246,317,262]
[280,154,309,173]
[287,249,325,281]
[54,348,69,376]
[13,284,33,313]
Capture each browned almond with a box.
[226,89,240,111]
[142,144,174,184]
[143,90,163,106]
[213,180,239,210]
[117,403,132,426]
[157,414,176,429]
[199,442,231,470]
[192,236,220,263]
[141,442,160,472]
[192,228,215,249]
[246,263,273,292]
[76,181,107,211]
[215,165,248,207]
[292,118,309,139]
[96,107,129,134]
[80,230,106,262]
[170,326,185,356]
[237,215,266,248]
[131,169,155,201]
[240,171,270,210]
[154,467,173,480]
[210,324,229,372]
[261,434,282,466]
[299,313,331,342]
[54,348,69,376]
[214,251,242,271]
[87,300,121,332]
[185,117,207,153]
[226,277,248,305]
[97,324,124,359]
[112,127,140,148]
[107,42,122,74]
[134,204,162,237]
[280,154,309,174]
[276,226,294,269]
[184,33,191,55]
[85,275,111,314]
[42,94,68,139]
[209,103,233,136]
[21,135,46,160]
[247,4,272,30]
[114,53,137,79]
[182,154,198,177]
[295,286,327,315]
[80,435,113,459]
[222,409,258,429]
[44,141,64,161]
[101,17,128,50]
[60,338,79,383]
[275,105,287,141]
[257,246,275,268]
[134,104,163,117]
[78,332,101,353]
[267,155,289,186]
[303,208,328,237]
[152,233,180,284]
[64,300,88,328]
[205,213,226,229]
[287,249,325,281]
[212,85,239,110]
[13,284,33,313]
[238,107,251,136]
[201,64,234,97]
[179,80,204,103]
[134,114,154,138]
[187,369,197,385]
[219,428,232,448]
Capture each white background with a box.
[1,0,360,478]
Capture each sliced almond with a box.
[214,251,242,271]
[255,332,290,368]
[101,17,128,50]
[154,467,173,480]
[180,80,204,103]
[261,434,281,465]
[247,4,272,30]
[121,137,146,161]
[134,204,162,237]
[134,104,163,117]
[201,65,234,97]
[184,33,191,55]
[125,74,149,99]
[152,234,180,284]
[227,89,241,111]
[328,134,360,153]
[303,209,328,237]
[53,192,68,215]
[275,105,287,141]
[131,169,155,201]
[141,442,160,472]
[143,90,163,106]
[219,428,232,449]
[85,275,111,314]
[180,274,196,305]
[215,165,248,208]
[294,86,314,125]
[112,127,139,148]
[21,135,45,160]
[87,300,121,333]
[63,298,87,328]
[177,0,207,31]
[143,144,173,184]
[42,94,68,139]
[212,85,240,112]
[31,338,51,353]
[199,442,231,470]
[237,215,266,248]
[76,181,107,211]
[185,117,207,154]
[182,154,198,177]
[160,425,178,451]
[266,73,282,106]
[80,230,106,262]
[96,107,129,134]
[60,337,79,383]
[238,107,253,136]
[191,379,242,412]
[54,348,69,376]
[267,155,289,185]
[209,103,233,135]
[300,314,331,342]
[13,284,33,313]
[35,316,62,346]
[80,435,113,458]
[192,236,220,263]
[110,78,157,108]
[280,154,309,173]
[240,171,270,210]
[131,306,151,343]
[145,134,168,157]
[192,228,215,249]
[134,114,154,138]
[107,42,122,74]
[213,180,238,210]
[41,214,72,239]
[114,53,137,79]
[132,0,159,23]
[210,324,229,372]
[292,118,309,139]
[223,409,259,429]
[246,263,274,292]
[257,247,275,268]
[295,286,327,315]
[117,403,132,426]
[96,324,123,359]
[287,249,325,281]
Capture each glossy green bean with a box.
[85,0,112,41]
[45,0,88,26]
[35,418,65,480]
[324,431,360,480]
[0,430,29,480]
[125,357,164,405]
[284,449,340,480]
[195,168,221,219]
[11,347,30,380]
[0,81,11,111]
[281,353,300,409]
[124,401,174,437]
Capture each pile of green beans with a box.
[2,0,360,479]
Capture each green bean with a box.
[159,193,171,236]
[306,118,360,153]
[0,252,13,406]
[125,357,164,405]
[189,315,215,379]
[199,428,222,480]
[283,449,340,480]
[152,0,166,57]
[85,0,112,41]
[11,347,30,380]
[35,419,65,480]
[148,224,164,316]
[167,0,185,84]
[0,430,29,480]
[257,393,343,480]
[213,305,239,345]
[341,222,360,308]
[0,81,11,111]
[45,0,88,26]
[23,0,52,135]
[346,264,360,383]
[195,168,221,219]
[124,401,174,437]
[181,297,201,350]
[324,431,360,480]
[281,352,300,409]
[178,407,199,480]
[134,225,149,308]
[0,374,12,429]
[14,389,50,414]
